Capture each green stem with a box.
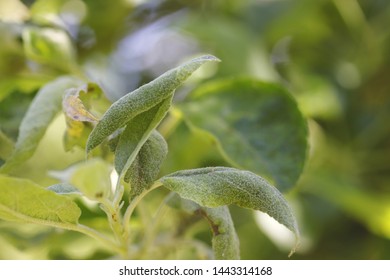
[136,192,172,258]
[123,181,163,242]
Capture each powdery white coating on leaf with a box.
[127,130,168,199]
[199,206,240,260]
[166,195,240,259]
[0,175,81,225]
[86,55,220,154]
[114,96,172,177]
[160,167,299,244]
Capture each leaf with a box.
[22,26,76,71]
[115,96,172,181]
[0,76,84,173]
[166,195,240,259]
[62,83,105,151]
[69,158,112,201]
[179,78,308,191]
[47,183,81,196]
[86,55,220,154]
[160,167,299,254]
[127,130,168,199]
[0,175,81,226]
[0,130,14,161]
[200,206,240,260]
[62,84,99,123]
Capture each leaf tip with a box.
[196,54,221,63]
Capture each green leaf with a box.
[0,175,81,226]
[115,96,172,181]
[86,55,220,154]
[166,195,240,259]
[47,183,81,196]
[160,167,299,254]
[69,158,112,201]
[200,206,240,260]
[0,76,84,173]
[127,130,168,199]
[0,130,14,161]
[22,26,76,72]
[179,78,308,191]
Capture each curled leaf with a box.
[127,130,168,199]
[115,96,172,182]
[86,55,220,154]
[160,167,300,255]
[167,195,240,259]
[63,85,99,123]
[62,83,104,151]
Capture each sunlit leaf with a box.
[22,26,76,71]
[86,55,220,154]
[179,78,308,191]
[0,76,84,173]
[127,130,168,199]
[160,167,299,255]
[0,175,81,226]
[69,158,112,201]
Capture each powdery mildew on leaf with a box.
[160,167,299,254]
[127,130,168,199]
[86,55,220,154]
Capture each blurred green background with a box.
[1,0,390,259]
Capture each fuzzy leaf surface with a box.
[0,175,81,226]
[201,206,240,260]
[160,167,299,253]
[127,130,168,199]
[179,78,307,191]
[114,96,171,181]
[0,76,83,173]
[166,195,240,259]
[86,55,220,154]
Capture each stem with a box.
[123,181,163,241]
[136,192,172,258]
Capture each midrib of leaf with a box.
[116,95,173,182]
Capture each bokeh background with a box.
[1,0,390,259]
